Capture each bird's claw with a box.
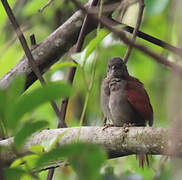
[102,117,107,126]
[122,123,135,133]
[123,123,136,128]
[102,124,114,131]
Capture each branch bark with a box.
[2,0,62,126]
[71,0,182,77]
[0,126,181,165]
[0,0,118,90]
[1,0,182,90]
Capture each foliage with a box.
[0,76,74,178]
[36,143,107,180]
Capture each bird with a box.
[100,57,153,167]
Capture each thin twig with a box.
[47,0,100,179]
[1,1,182,91]
[38,0,55,13]
[30,34,38,50]
[46,168,55,180]
[1,0,62,124]
[30,34,36,47]
[79,0,103,125]
[70,0,182,76]
[110,19,182,58]
[123,0,145,63]
[58,0,99,128]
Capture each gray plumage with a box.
[100,57,152,127]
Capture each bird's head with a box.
[107,57,129,79]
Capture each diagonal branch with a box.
[70,0,182,76]
[58,0,99,128]
[1,0,61,123]
[0,126,181,165]
[123,0,145,63]
[47,0,100,179]
[0,0,118,90]
[1,0,182,91]
[121,24,182,57]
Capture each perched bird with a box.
[100,57,153,167]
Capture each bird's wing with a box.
[126,77,153,126]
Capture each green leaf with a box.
[36,142,107,180]
[23,0,47,16]
[51,61,77,72]
[72,29,109,66]
[71,51,86,66]
[69,143,106,180]
[11,155,39,169]
[0,89,6,119]
[4,168,26,180]
[5,76,25,130]
[84,29,109,61]
[29,145,44,155]
[14,120,49,149]
[42,129,69,152]
[6,81,73,129]
[7,75,25,99]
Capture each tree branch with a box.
[47,0,99,179]
[70,0,182,76]
[123,0,145,63]
[110,20,182,58]
[1,0,181,90]
[0,0,117,90]
[0,127,181,165]
[58,0,99,128]
[1,0,62,126]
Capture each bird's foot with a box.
[122,123,133,133]
[102,124,114,131]
[123,123,135,129]
[123,123,136,129]
[121,123,137,142]
[102,117,107,126]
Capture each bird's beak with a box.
[110,69,115,76]
[108,69,114,77]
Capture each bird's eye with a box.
[111,66,115,70]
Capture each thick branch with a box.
[0,7,84,89]
[71,0,182,76]
[0,0,117,90]
[0,127,181,165]
[1,0,181,90]
[58,0,99,128]
[2,0,62,125]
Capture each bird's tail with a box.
[136,154,151,168]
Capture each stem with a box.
[123,0,145,63]
[79,0,103,125]
[0,117,8,139]
[58,0,99,128]
[1,0,61,124]
[79,92,90,126]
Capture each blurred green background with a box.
[0,0,177,179]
